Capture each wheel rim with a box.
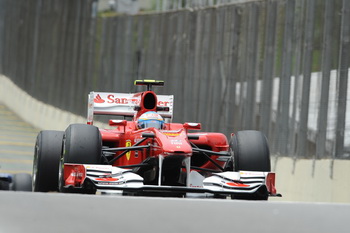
[58,136,66,192]
[32,143,39,191]
[58,157,64,192]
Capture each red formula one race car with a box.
[32,80,280,200]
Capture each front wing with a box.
[62,163,279,197]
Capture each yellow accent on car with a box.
[134,80,164,85]
[163,133,180,137]
[126,140,132,160]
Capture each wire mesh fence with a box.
[0,0,349,159]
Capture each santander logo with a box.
[93,93,171,107]
[94,94,105,103]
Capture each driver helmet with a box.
[137,111,164,129]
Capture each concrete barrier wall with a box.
[271,157,350,203]
[0,75,108,130]
[1,74,349,203]
[0,75,86,130]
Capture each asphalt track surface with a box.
[1,104,350,233]
[0,191,349,233]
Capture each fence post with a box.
[29,0,42,94]
[197,10,212,130]
[260,1,277,140]
[276,0,295,155]
[242,2,259,130]
[209,8,225,131]
[183,10,196,122]
[297,0,315,158]
[316,0,334,158]
[225,5,242,134]
[335,0,350,158]
[289,0,304,156]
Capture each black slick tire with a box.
[32,130,64,192]
[59,124,101,194]
[62,124,101,164]
[230,130,271,172]
[229,130,271,200]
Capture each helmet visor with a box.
[138,120,163,129]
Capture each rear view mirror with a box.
[109,120,127,127]
[183,122,201,131]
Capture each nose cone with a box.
[163,139,193,154]
[157,130,193,156]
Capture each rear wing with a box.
[87,92,174,124]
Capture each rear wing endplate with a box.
[87,92,174,124]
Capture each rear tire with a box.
[32,130,64,192]
[59,124,101,194]
[12,173,32,191]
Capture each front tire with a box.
[59,124,101,193]
[230,130,271,172]
[228,130,271,200]
[62,124,101,164]
[32,130,64,192]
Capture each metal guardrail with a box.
[0,0,349,159]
